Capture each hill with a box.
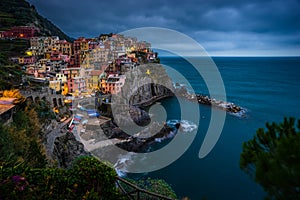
[0,0,74,89]
[0,0,73,42]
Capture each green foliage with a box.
[240,117,300,200]
[0,0,73,41]
[0,156,124,200]
[125,177,178,199]
[34,99,56,122]
[0,98,174,200]
[69,156,121,199]
[0,39,28,89]
[0,39,30,58]
[0,100,51,168]
[0,124,15,163]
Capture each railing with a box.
[116,176,176,200]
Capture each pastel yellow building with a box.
[58,40,72,56]
[90,70,102,90]
[49,80,62,92]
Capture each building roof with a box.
[91,70,102,76]
[0,97,16,105]
[0,97,16,115]
[0,104,15,115]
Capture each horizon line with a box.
[158,55,300,58]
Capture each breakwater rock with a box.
[116,122,174,153]
[174,85,246,116]
[100,121,174,153]
[195,94,243,113]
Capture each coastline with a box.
[54,65,247,168]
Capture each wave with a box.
[114,152,148,177]
[155,119,198,143]
[167,119,198,133]
[154,130,176,143]
[114,120,198,175]
[228,107,249,118]
[114,152,135,177]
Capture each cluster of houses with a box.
[0,26,39,39]
[6,28,159,96]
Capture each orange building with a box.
[57,40,73,56]
[99,74,126,94]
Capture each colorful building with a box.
[56,73,67,83]
[72,76,86,95]
[99,74,126,94]
[0,26,39,39]
[29,37,46,56]
[57,40,72,56]
[88,70,102,91]
[49,80,63,93]
[18,56,36,65]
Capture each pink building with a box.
[71,76,86,94]
[62,68,87,94]
[1,26,39,39]
[50,51,62,61]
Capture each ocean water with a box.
[124,56,300,200]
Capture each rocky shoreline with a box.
[101,120,175,153]
[46,64,175,168]
[174,84,246,116]
[46,64,246,168]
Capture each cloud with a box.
[26,0,300,55]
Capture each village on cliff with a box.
[1,26,159,97]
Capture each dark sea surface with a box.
[126,56,300,200]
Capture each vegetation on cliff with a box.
[123,178,178,199]
[0,96,124,199]
[0,92,178,199]
[0,0,73,41]
[0,156,124,200]
[0,93,53,167]
[1,89,26,104]
[0,39,28,89]
[240,117,300,200]
[0,0,74,89]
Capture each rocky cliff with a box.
[111,63,174,127]
[49,64,175,167]
[124,63,174,106]
[52,132,90,168]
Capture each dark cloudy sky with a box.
[27,0,300,56]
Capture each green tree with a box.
[240,117,300,200]
[0,156,125,200]
[133,178,177,199]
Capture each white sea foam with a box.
[113,120,198,175]
[154,130,176,142]
[228,107,248,118]
[179,120,198,132]
[114,152,149,177]
[154,119,197,143]
[167,119,198,133]
[114,152,135,177]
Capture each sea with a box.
[117,56,300,200]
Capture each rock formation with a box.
[52,132,90,168]
[111,63,174,127]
